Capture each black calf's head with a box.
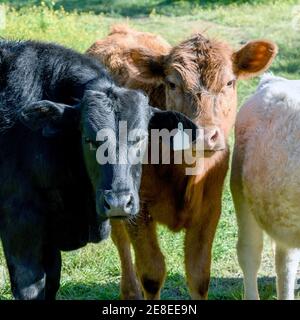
[80,88,150,219]
[20,85,199,220]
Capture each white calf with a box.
[231,74,300,300]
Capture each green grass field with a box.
[0,0,300,300]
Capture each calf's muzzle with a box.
[203,126,225,151]
[103,190,136,218]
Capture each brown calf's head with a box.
[128,34,278,151]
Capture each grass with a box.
[0,0,300,300]
[3,0,298,16]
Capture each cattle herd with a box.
[0,24,299,300]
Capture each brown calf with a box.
[87,25,277,299]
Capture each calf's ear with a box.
[126,48,167,84]
[20,100,79,137]
[149,107,199,142]
[233,40,278,79]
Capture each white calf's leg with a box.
[236,203,263,300]
[275,245,300,300]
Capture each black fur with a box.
[0,40,115,300]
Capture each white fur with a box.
[231,74,300,300]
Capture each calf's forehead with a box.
[83,107,115,137]
[117,90,150,130]
[118,105,149,131]
[166,36,234,91]
[83,92,150,136]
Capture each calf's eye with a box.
[226,80,235,87]
[167,80,176,90]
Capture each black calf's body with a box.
[0,40,199,300]
[0,40,113,299]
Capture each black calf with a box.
[0,40,199,299]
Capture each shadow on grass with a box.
[52,274,276,300]
[162,274,276,300]
[3,0,279,17]
[0,273,277,300]
[209,276,276,300]
[57,280,120,300]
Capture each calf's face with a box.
[128,35,278,152]
[20,86,199,220]
[80,88,150,219]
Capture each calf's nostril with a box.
[126,196,133,208]
[103,198,111,211]
[210,130,219,143]
[125,195,134,209]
